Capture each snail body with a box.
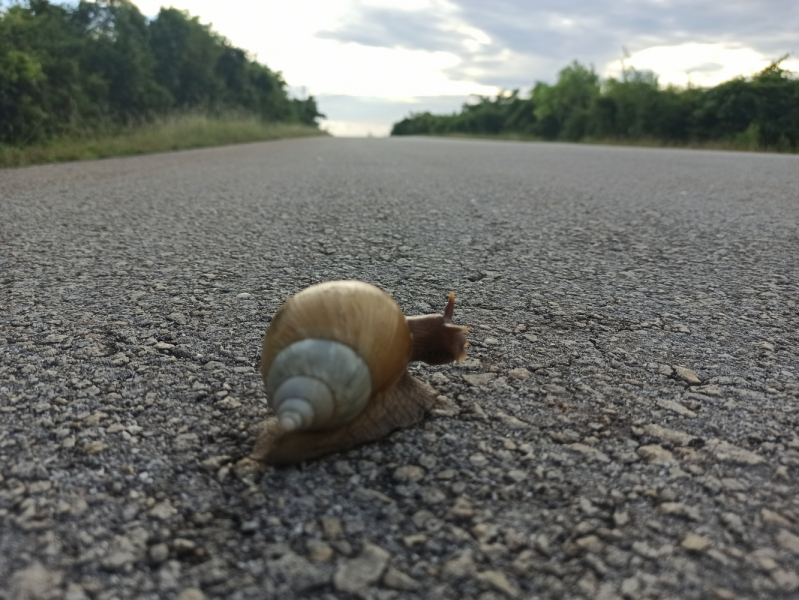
[253,280,467,464]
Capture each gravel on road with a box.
[1,138,798,600]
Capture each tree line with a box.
[391,60,799,151]
[0,0,323,146]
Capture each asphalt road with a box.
[2,138,798,600]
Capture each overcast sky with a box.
[132,0,799,136]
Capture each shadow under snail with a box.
[250,280,468,464]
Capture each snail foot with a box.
[250,372,440,465]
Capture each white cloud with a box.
[604,43,799,87]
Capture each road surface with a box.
[2,138,798,599]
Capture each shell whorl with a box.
[265,339,372,431]
[260,281,413,433]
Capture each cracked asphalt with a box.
[1,137,798,600]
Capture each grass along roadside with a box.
[0,115,327,168]
[408,132,797,154]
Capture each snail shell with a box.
[253,280,467,464]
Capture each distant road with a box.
[2,138,798,599]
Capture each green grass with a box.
[409,132,796,153]
[0,114,327,168]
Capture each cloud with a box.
[319,0,799,88]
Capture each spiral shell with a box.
[260,280,413,432]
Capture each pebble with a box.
[637,444,675,465]
[269,552,329,593]
[508,367,530,380]
[477,570,521,598]
[681,533,711,552]
[321,517,343,539]
[776,530,799,555]
[175,590,206,600]
[567,443,610,462]
[660,502,701,520]
[705,439,765,465]
[393,465,425,483]
[449,497,474,520]
[383,567,421,591]
[463,373,497,386]
[82,441,108,455]
[673,366,701,384]
[333,542,389,595]
[442,552,475,578]
[149,543,169,564]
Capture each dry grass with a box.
[0,114,327,168]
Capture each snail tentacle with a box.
[406,292,469,365]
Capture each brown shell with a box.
[260,280,413,395]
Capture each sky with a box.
[131,0,799,137]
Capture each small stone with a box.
[419,486,447,504]
[477,570,520,598]
[762,509,792,526]
[576,535,604,554]
[656,399,697,417]
[495,412,530,429]
[772,568,799,592]
[201,455,232,471]
[173,538,196,555]
[637,444,675,465]
[383,567,421,591]
[484,337,500,345]
[567,443,610,462]
[216,396,241,410]
[643,424,697,446]
[354,488,394,504]
[403,533,427,548]
[236,293,252,299]
[469,453,489,467]
[776,530,799,555]
[442,552,475,578]
[76,435,110,454]
[175,590,206,600]
[449,497,474,520]
[154,342,174,350]
[614,511,630,527]
[660,502,700,521]
[9,563,63,599]
[204,361,225,370]
[174,433,199,451]
[508,368,530,380]
[621,576,640,598]
[681,533,711,552]
[463,373,497,386]
[149,543,170,564]
[673,366,701,384]
[307,541,334,562]
[321,517,343,540]
[393,465,425,483]
[705,439,765,465]
[333,542,389,595]
[64,584,90,600]
[149,501,177,521]
[269,552,329,593]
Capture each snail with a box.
[250,280,468,464]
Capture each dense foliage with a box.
[392,60,799,150]
[0,0,323,145]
